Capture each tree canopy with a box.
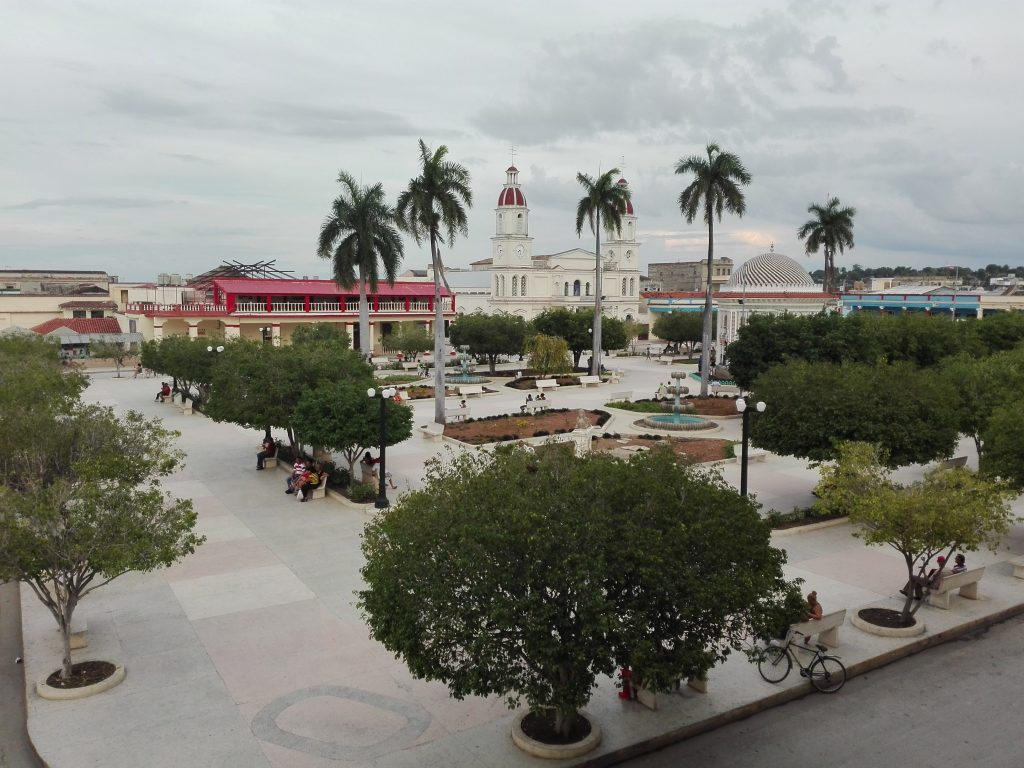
[449,312,527,373]
[797,196,856,294]
[531,308,626,369]
[652,312,712,353]
[524,334,570,378]
[359,446,800,738]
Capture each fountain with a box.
[640,372,715,431]
[444,346,488,385]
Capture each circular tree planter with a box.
[851,608,926,638]
[37,661,125,701]
[511,710,601,759]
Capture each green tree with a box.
[293,380,413,479]
[939,350,1024,463]
[140,336,218,405]
[968,310,1024,354]
[318,171,404,358]
[575,168,631,376]
[652,312,713,355]
[396,140,473,425]
[0,404,202,681]
[449,313,527,373]
[981,404,1024,490]
[0,335,86,413]
[358,446,800,740]
[675,143,752,396]
[797,197,856,294]
[750,360,959,467]
[524,334,570,378]
[88,340,129,377]
[290,322,352,349]
[621,318,643,354]
[531,308,624,369]
[814,442,1014,622]
[384,322,433,361]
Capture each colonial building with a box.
[647,257,733,292]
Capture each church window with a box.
[585,282,591,296]
[573,280,581,296]
[621,278,627,294]
[629,278,635,295]
[516,213,523,234]
[512,275,518,296]
[564,282,569,296]
[495,277,499,295]
[521,275,527,296]
[627,222,633,239]
[625,250,632,261]
[498,213,503,233]
[500,275,506,296]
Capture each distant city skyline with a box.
[1,1,1021,281]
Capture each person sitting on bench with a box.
[155,382,171,402]
[256,435,276,470]
[295,462,322,502]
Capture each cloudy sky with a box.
[2,0,1021,281]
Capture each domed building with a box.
[643,245,836,359]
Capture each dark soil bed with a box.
[404,385,462,399]
[685,396,742,416]
[769,512,847,530]
[520,710,592,745]
[506,376,581,390]
[858,607,916,628]
[444,409,607,444]
[591,436,731,463]
[46,660,116,689]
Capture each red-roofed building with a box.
[31,317,123,335]
[122,277,455,351]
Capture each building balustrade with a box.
[125,298,452,317]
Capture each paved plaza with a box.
[18,357,1024,767]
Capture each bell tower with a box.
[492,165,532,268]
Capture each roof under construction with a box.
[187,260,295,292]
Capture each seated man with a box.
[285,458,306,494]
[156,382,171,402]
[295,463,322,502]
[901,556,946,599]
[256,435,276,470]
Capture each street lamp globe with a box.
[207,346,214,353]
[736,398,747,413]
[367,387,376,398]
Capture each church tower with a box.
[603,177,640,270]
[491,166,533,268]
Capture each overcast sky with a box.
[2,0,1021,281]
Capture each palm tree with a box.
[396,140,472,425]
[575,169,630,376]
[318,171,404,358]
[797,197,857,294]
[675,143,752,396]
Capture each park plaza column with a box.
[187,324,199,339]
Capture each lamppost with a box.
[736,397,766,497]
[367,386,397,508]
[203,345,224,404]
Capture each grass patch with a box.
[605,400,666,413]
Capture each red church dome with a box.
[617,177,634,215]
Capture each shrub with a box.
[534,430,550,437]
[605,400,665,413]
[725,443,737,459]
[348,482,378,503]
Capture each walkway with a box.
[17,360,1024,767]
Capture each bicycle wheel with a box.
[757,645,792,683]
[808,655,846,693]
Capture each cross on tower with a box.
[510,145,517,167]
[620,155,626,174]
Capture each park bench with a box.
[1011,556,1024,580]
[658,356,674,364]
[789,608,847,648]
[68,618,88,650]
[710,383,740,396]
[418,422,444,442]
[307,484,326,501]
[181,399,193,415]
[459,384,484,398]
[525,402,550,414]
[535,379,559,393]
[401,361,420,371]
[578,375,602,388]
[370,356,391,369]
[609,369,623,383]
[928,566,985,609]
[937,456,968,470]
[611,390,633,402]
[445,407,470,421]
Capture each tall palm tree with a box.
[797,197,856,294]
[575,169,630,376]
[675,143,752,396]
[318,171,404,358]
[396,140,472,425]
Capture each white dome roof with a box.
[726,250,820,292]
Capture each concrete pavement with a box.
[17,357,1024,767]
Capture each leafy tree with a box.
[0,335,86,412]
[293,380,413,479]
[675,143,752,396]
[0,401,202,681]
[139,336,217,405]
[396,140,473,425]
[384,322,433,361]
[981,404,1024,490]
[524,334,570,378]
[88,340,129,377]
[621,318,644,354]
[531,308,625,369]
[939,350,1024,462]
[652,312,714,354]
[318,171,403,358]
[968,311,1024,354]
[797,197,856,294]
[575,168,630,375]
[449,313,527,373]
[290,322,352,349]
[750,360,959,467]
[814,441,1014,622]
[359,446,801,740]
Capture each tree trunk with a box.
[592,212,603,376]
[358,273,371,358]
[488,354,497,374]
[431,236,446,425]
[555,662,573,739]
[700,209,714,397]
[59,594,78,681]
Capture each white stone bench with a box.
[710,383,740,396]
[937,456,969,470]
[459,384,484,398]
[445,407,470,421]
[401,361,420,371]
[525,402,550,414]
[611,390,632,402]
[69,617,88,650]
[790,608,847,648]
[1011,556,1024,580]
[370,356,391,369]
[418,422,444,441]
[609,370,623,384]
[578,375,602,388]
[535,379,559,392]
[658,356,674,364]
[309,484,326,500]
[181,399,193,415]
[928,566,985,609]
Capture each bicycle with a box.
[756,630,847,693]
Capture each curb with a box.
[574,601,1024,767]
